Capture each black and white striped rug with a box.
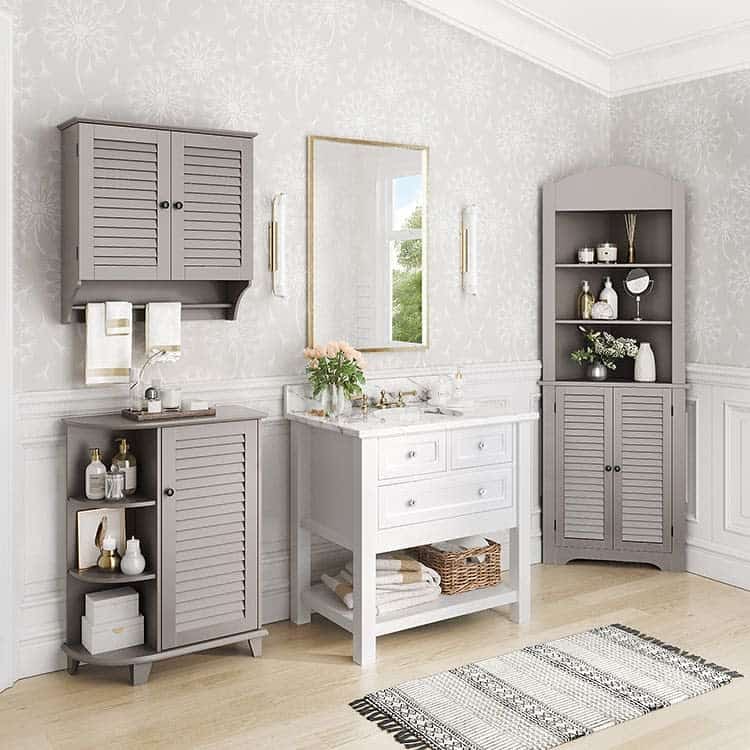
[350,624,741,750]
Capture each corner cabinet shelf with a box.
[542,166,687,572]
[58,118,256,323]
[63,406,268,685]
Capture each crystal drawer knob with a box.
[407,498,416,507]
[408,450,417,458]
[478,441,486,450]
[478,488,487,497]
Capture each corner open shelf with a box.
[68,568,156,584]
[555,263,672,268]
[556,319,672,325]
[68,496,156,509]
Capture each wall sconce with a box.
[461,204,478,295]
[268,192,287,298]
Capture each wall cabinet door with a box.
[161,420,258,649]
[170,132,253,281]
[79,123,171,281]
[555,387,613,548]
[613,388,672,552]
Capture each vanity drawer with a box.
[378,467,513,529]
[378,432,447,480]
[450,425,513,470]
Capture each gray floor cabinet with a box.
[58,117,256,323]
[541,166,686,571]
[62,407,267,685]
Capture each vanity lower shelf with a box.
[303,580,518,637]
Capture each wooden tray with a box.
[121,407,216,422]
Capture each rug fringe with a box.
[349,698,432,749]
[609,623,743,678]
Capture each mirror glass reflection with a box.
[309,136,428,351]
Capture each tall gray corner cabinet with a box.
[62,407,267,685]
[57,117,256,323]
[541,166,686,571]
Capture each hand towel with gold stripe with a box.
[145,302,181,362]
[85,303,132,385]
[104,301,132,336]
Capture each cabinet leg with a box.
[248,637,263,657]
[510,420,532,625]
[129,662,152,686]
[66,656,79,675]
[291,423,312,625]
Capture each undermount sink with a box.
[344,406,453,425]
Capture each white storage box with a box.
[85,587,139,626]
[82,613,144,655]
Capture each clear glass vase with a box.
[323,384,348,418]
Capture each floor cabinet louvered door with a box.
[77,122,172,280]
[170,132,252,281]
[161,419,260,650]
[613,388,672,553]
[555,387,613,549]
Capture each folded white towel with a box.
[145,302,181,362]
[344,559,441,586]
[432,535,491,563]
[321,573,440,614]
[85,303,132,385]
[104,301,132,336]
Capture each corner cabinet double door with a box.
[548,385,681,568]
[75,121,252,281]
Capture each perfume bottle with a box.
[112,438,137,495]
[85,448,106,501]
[97,535,121,572]
[599,276,618,319]
[577,280,595,320]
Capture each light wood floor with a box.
[2,563,749,749]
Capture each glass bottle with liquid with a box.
[112,438,137,496]
[85,448,106,500]
[577,280,595,320]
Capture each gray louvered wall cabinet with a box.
[58,118,255,323]
[62,407,267,685]
[541,166,686,571]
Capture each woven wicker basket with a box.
[417,540,501,595]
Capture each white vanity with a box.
[288,402,538,665]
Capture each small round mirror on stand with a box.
[623,268,654,321]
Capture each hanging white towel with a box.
[85,303,132,385]
[104,301,132,336]
[145,302,181,362]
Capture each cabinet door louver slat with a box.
[614,389,672,552]
[171,132,252,281]
[556,388,612,548]
[80,124,171,280]
[162,421,258,649]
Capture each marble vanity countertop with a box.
[285,402,538,438]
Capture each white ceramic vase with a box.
[634,342,656,382]
[121,537,146,576]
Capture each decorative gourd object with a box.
[121,537,146,576]
[591,301,615,320]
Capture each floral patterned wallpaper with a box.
[9,0,612,391]
[611,71,750,367]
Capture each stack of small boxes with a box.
[82,587,144,654]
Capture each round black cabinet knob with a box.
[605,465,612,472]
[614,465,622,472]
[173,201,184,210]
[159,200,170,209]
[165,487,175,497]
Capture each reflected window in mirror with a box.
[308,136,428,352]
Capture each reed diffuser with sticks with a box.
[625,212,637,264]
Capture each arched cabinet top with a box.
[547,166,682,211]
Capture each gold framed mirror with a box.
[307,135,429,352]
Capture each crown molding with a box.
[405,0,750,97]
[402,0,610,95]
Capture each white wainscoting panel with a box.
[13,360,540,679]
[686,364,750,590]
